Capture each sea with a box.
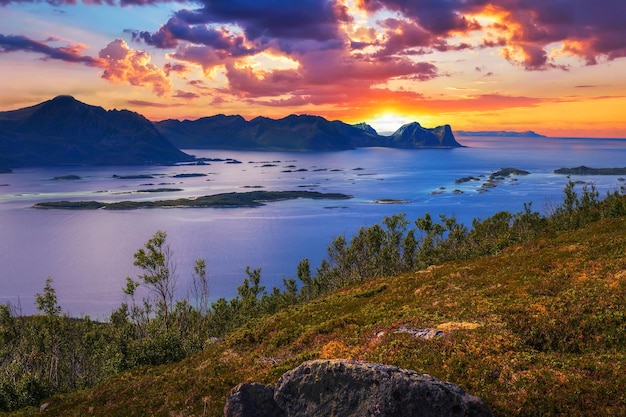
[1,135,625,318]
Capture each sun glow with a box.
[368,112,414,134]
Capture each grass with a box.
[5,217,626,416]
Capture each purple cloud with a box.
[0,34,104,66]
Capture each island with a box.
[554,166,626,175]
[33,190,352,210]
[456,130,546,138]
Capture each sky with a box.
[0,0,625,137]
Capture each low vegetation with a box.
[2,180,626,416]
[32,190,352,210]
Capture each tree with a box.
[133,231,177,328]
[35,277,61,317]
[190,259,209,316]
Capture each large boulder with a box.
[224,382,284,417]
[224,359,495,417]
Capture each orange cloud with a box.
[98,39,172,96]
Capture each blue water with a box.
[1,136,625,317]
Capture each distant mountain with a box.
[157,114,383,151]
[0,96,193,168]
[456,130,546,138]
[156,116,461,151]
[0,96,462,169]
[352,122,378,136]
[387,123,459,148]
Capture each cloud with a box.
[0,34,105,66]
[163,62,190,76]
[173,89,199,99]
[127,99,185,107]
[358,0,626,69]
[131,17,257,58]
[175,0,350,43]
[98,39,172,96]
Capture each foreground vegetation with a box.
[2,181,626,416]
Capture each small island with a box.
[554,166,626,175]
[374,199,409,204]
[52,175,81,181]
[171,173,207,178]
[33,190,352,210]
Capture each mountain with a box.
[0,96,193,168]
[386,122,459,148]
[157,114,382,151]
[156,115,462,151]
[456,130,546,138]
[0,96,462,169]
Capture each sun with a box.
[368,112,414,134]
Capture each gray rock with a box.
[394,326,445,339]
[224,382,284,417]
[224,359,495,417]
[276,360,494,417]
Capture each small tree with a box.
[190,259,210,316]
[35,277,61,318]
[133,231,177,328]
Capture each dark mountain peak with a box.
[50,95,79,103]
[393,121,422,134]
[352,122,378,135]
[0,96,192,167]
[389,122,460,148]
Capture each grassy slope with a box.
[7,217,626,417]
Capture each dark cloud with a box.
[127,99,185,107]
[163,62,189,75]
[175,0,350,43]
[173,89,199,99]
[0,34,104,66]
[131,16,256,57]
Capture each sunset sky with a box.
[1,0,625,137]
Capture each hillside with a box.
[0,96,193,167]
[8,215,626,416]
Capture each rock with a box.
[394,326,445,339]
[224,382,284,417]
[225,359,495,417]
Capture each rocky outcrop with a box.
[224,359,495,417]
[224,383,284,417]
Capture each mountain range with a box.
[456,130,546,138]
[155,114,460,152]
[0,96,461,168]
